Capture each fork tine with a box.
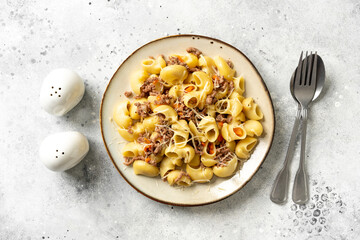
[295,51,303,86]
[310,52,318,86]
[306,52,314,86]
[301,51,308,85]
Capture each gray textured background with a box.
[1,0,360,239]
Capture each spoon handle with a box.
[292,108,309,204]
[270,106,301,204]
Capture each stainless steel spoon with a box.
[270,54,325,204]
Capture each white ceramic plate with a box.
[100,35,275,206]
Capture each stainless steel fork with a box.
[292,51,318,204]
[270,52,318,204]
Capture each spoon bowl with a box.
[290,54,325,101]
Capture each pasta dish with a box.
[111,47,264,186]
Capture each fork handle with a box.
[292,108,309,204]
[270,106,301,204]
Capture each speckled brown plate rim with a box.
[100,34,276,207]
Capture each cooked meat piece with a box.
[226,59,234,69]
[174,99,206,122]
[213,75,227,90]
[216,114,232,123]
[214,145,234,167]
[134,101,152,118]
[147,158,157,166]
[186,47,202,58]
[167,56,187,67]
[188,67,201,73]
[154,120,174,146]
[136,76,164,98]
[124,157,135,166]
[206,75,234,105]
[123,155,145,166]
[127,126,134,134]
[154,94,173,105]
[174,170,190,183]
[193,140,204,155]
[153,142,163,155]
[228,80,234,94]
[137,132,151,144]
[124,91,133,98]
[206,91,217,105]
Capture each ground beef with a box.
[216,114,233,123]
[175,98,205,122]
[123,155,145,166]
[153,142,163,155]
[205,75,235,104]
[167,56,187,67]
[175,100,195,122]
[205,91,217,105]
[147,158,158,166]
[124,91,133,98]
[127,126,134,134]
[137,132,151,144]
[174,170,190,183]
[228,80,234,94]
[154,94,173,105]
[186,47,202,58]
[166,56,201,73]
[188,67,201,73]
[213,75,227,90]
[226,59,234,69]
[134,101,152,118]
[193,140,205,155]
[135,76,164,99]
[155,120,174,144]
[214,145,233,167]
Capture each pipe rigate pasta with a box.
[198,116,219,142]
[213,155,238,178]
[153,105,178,124]
[243,120,263,137]
[233,76,245,95]
[213,56,235,81]
[130,70,149,95]
[160,65,188,86]
[235,137,258,159]
[198,55,216,76]
[160,157,183,178]
[242,97,263,120]
[186,164,213,183]
[166,170,192,186]
[113,47,264,187]
[141,56,166,74]
[133,160,159,177]
[113,100,132,128]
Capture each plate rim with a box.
[99,34,276,206]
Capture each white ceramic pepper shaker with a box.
[40,68,85,116]
[39,131,89,171]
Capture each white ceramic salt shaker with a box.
[40,68,85,116]
[39,131,89,171]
